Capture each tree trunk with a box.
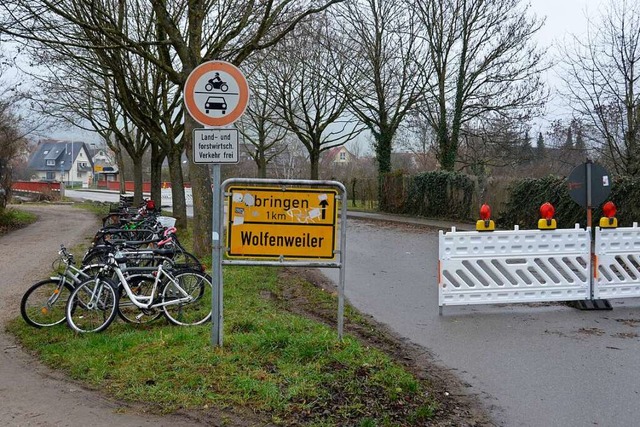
[376,131,393,211]
[438,125,455,171]
[115,141,126,194]
[309,146,320,180]
[184,115,212,258]
[131,155,144,205]
[150,143,164,208]
[257,153,267,178]
[167,147,187,229]
[351,177,357,208]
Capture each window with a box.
[46,172,55,180]
[339,151,346,161]
[46,159,55,166]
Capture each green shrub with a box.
[402,171,474,220]
[498,175,640,229]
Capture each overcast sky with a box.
[31,0,611,143]
[530,0,607,132]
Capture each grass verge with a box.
[7,264,439,426]
[0,207,37,236]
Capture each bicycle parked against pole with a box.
[20,245,102,328]
[65,238,212,333]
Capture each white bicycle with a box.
[65,250,212,333]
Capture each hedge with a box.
[498,175,640,229]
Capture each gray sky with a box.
[12,0,611,143]
[530,0,607,132]
[532,0,605,46]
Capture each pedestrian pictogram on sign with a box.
[184,61,249,127]
[226,186,338,259]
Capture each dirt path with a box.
[0,204,206,427]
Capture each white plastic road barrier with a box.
[439,225,591,308]
[594,223,640,299]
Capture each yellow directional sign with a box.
[226,186,338,259]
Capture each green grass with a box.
[8,263,439,426]
[0,207,37,236]
[7,200,441,426]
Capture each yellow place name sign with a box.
[226,186,338,259]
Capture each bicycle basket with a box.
[157,216,176,227]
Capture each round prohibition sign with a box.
[184,61,250,127]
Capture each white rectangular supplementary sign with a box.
[193,128,239,164]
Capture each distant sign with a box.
[567,162,611,208]
[193,128,239,164]
[183,61,249,127]
[226,186,338,259]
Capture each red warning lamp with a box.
[476,203,495,231]
[539,202,555,220]
[538,202,557,230]
[602,201,616,218]
[479,204,491,221]
[599,201,618,228]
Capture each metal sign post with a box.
[586,161,592,227]
[567,159,613,310]
[184,60,249,347]
[211,164,223,346]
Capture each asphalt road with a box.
[322,218,640,427]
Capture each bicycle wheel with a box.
[82,247,112,266]
[20,278,73,328]
[66,277,118,333]
[171,250,204,272]
[162,270,212,326]
[117,275,164,324]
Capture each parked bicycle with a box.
[83,226,204,272]
[20,245,101,328]
[65,243,212,333]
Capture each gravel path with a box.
[0,204,205,427]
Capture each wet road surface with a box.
[324,218,640,426]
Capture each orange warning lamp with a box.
[476,203,495,231]
[599,201,618,228]
[538,202,557,230]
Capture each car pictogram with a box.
[205,96,227,114]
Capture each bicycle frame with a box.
[111,259,194,309]
[44,251,97,306]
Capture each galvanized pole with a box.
[211,164,223,346]
[586,160,592,228]
[337,193,347,340]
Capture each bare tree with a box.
[1,0,343,256]
[413,0,547,171]
[271,135,308,179]
[237,61,288,178]
[0,102,28,210]
[457,118,531,176]
[269,14,362,179]
[0,44,37,209]
[560,0,640,176]
[15,10,190,225]
[334,0,428,209]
